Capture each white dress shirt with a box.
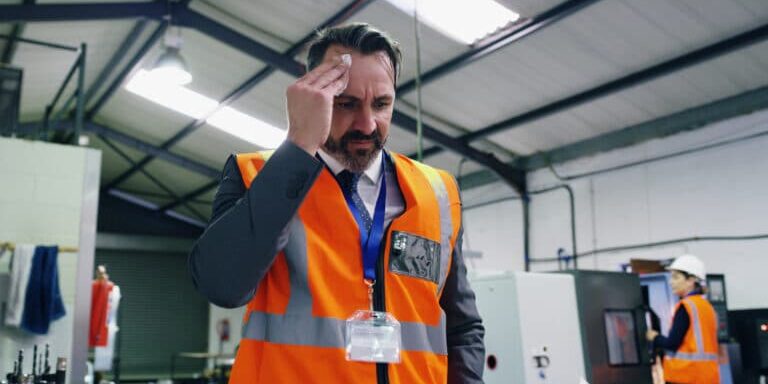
[317,149,405,227]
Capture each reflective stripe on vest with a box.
[242,310,448,354]
[412,162,453,294]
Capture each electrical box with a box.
[471,272,587,384]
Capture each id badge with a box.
[345,310,401,363]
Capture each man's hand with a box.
[286,54,351,155]
[646,329,659,342]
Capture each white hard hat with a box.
[668,254,706,281]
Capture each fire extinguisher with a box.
[217,319,230,342]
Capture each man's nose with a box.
[354,107,376,135]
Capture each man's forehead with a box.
[322,45,394,74]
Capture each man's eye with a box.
[374,101,390,109]
[336,101,355,109]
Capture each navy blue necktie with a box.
[338,170,373,233]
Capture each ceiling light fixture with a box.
[387,0,520,44]
[151,5,192,85]
[126,69,286,149]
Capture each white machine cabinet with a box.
[471,272,587,384]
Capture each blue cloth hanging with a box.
[21,246,66,335]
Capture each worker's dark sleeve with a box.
[653,305,690,351]
[189,141,323,308]
[440,227,485,384]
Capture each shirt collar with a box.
[317,149,384,184]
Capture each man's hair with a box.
[306,23,402,85]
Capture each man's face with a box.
[320,45,395,172]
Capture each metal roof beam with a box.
[82,19,148,107]
[420,22,768,160]
[0,2,166,22]
[457,86,768,190]
[1,0,38,64]
[175,8,527,193]
[86,22,166,119]
[18,120,220,179]
[518,85,768,170]
[158,180,219,212]
[396,0,600,94]
[102,0,374,192]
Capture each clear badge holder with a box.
[345,310,402,363]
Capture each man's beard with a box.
[323,130,386,172]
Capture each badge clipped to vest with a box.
[345,309,401,363]
[337,156,402,364]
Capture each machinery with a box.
[560,270,652,384]
[639,272,677,338]
[472,272,587,384]
[729,308,768,384]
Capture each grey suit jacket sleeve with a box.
[189,141,323,308]
[440,227,486,383]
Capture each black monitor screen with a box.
[604,309,640,365]
[707,278,725,303]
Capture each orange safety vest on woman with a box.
[663,294,720,384]
[229,151,462,384]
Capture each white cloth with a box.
[4,244,35,327]
[317,149,405,226]
[94,285,121,371]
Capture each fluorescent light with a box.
[126,70,217,119]
[387,0,520,44]
[126,69,286,148]
[207,107,286,148]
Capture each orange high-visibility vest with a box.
[663,294,720,384]
[229,151,461,384]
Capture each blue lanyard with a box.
[337,156,387,282]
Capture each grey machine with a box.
[472,272,587,384]
[560,270,653,384]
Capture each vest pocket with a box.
[388,231,440,283]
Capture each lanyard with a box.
[338,155,388,283]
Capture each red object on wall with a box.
[89,280,114,347]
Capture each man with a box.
[189,23,485,383]
[646,254,719,384]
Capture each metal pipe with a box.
[98,134,208,221]
[465,184,578,269]
[73,43,86,145]
[528,234,768,264]
[48,53,82,113]
[50,92,77,127]
[530,184,578,268]
[0,33,78,51]
[522,195,531,272]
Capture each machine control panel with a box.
[759,318,768,368]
